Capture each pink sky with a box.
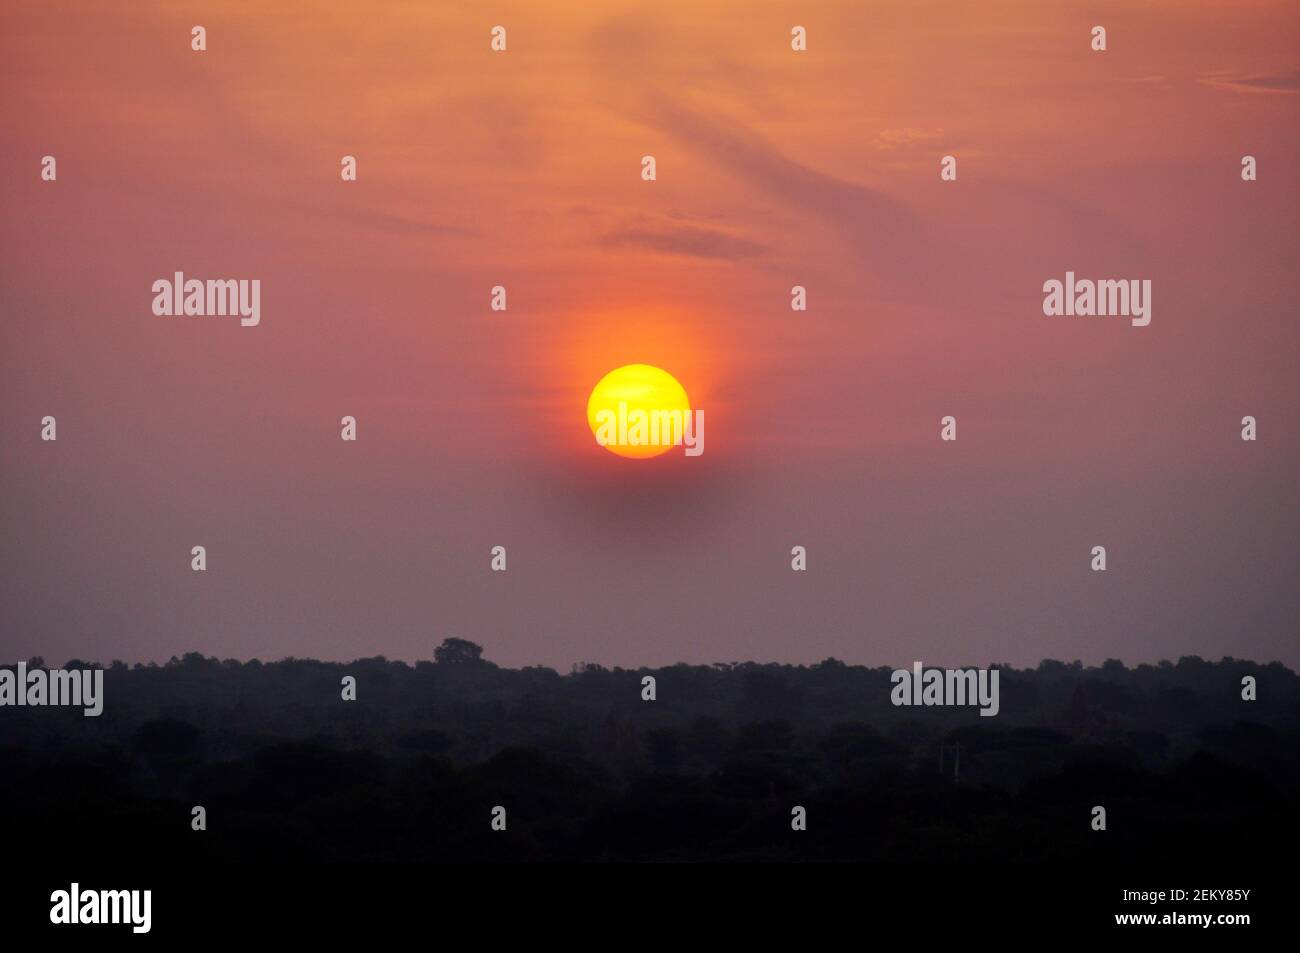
[2,0,1297,668]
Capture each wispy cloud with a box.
[642,97,927,287]
[600,216,766,260]
[1200,69,1300,93]
[876,127,946,150]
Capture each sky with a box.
[1,0,1297,669]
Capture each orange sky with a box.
[1,1,1297,668]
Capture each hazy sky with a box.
[2,0,1297,669]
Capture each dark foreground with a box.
[2,651,1295,864]
[3,650,1292,937]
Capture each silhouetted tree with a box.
[435,638,484,665]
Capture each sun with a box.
[587,364,692,459]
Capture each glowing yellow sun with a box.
[586,364,692,459]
